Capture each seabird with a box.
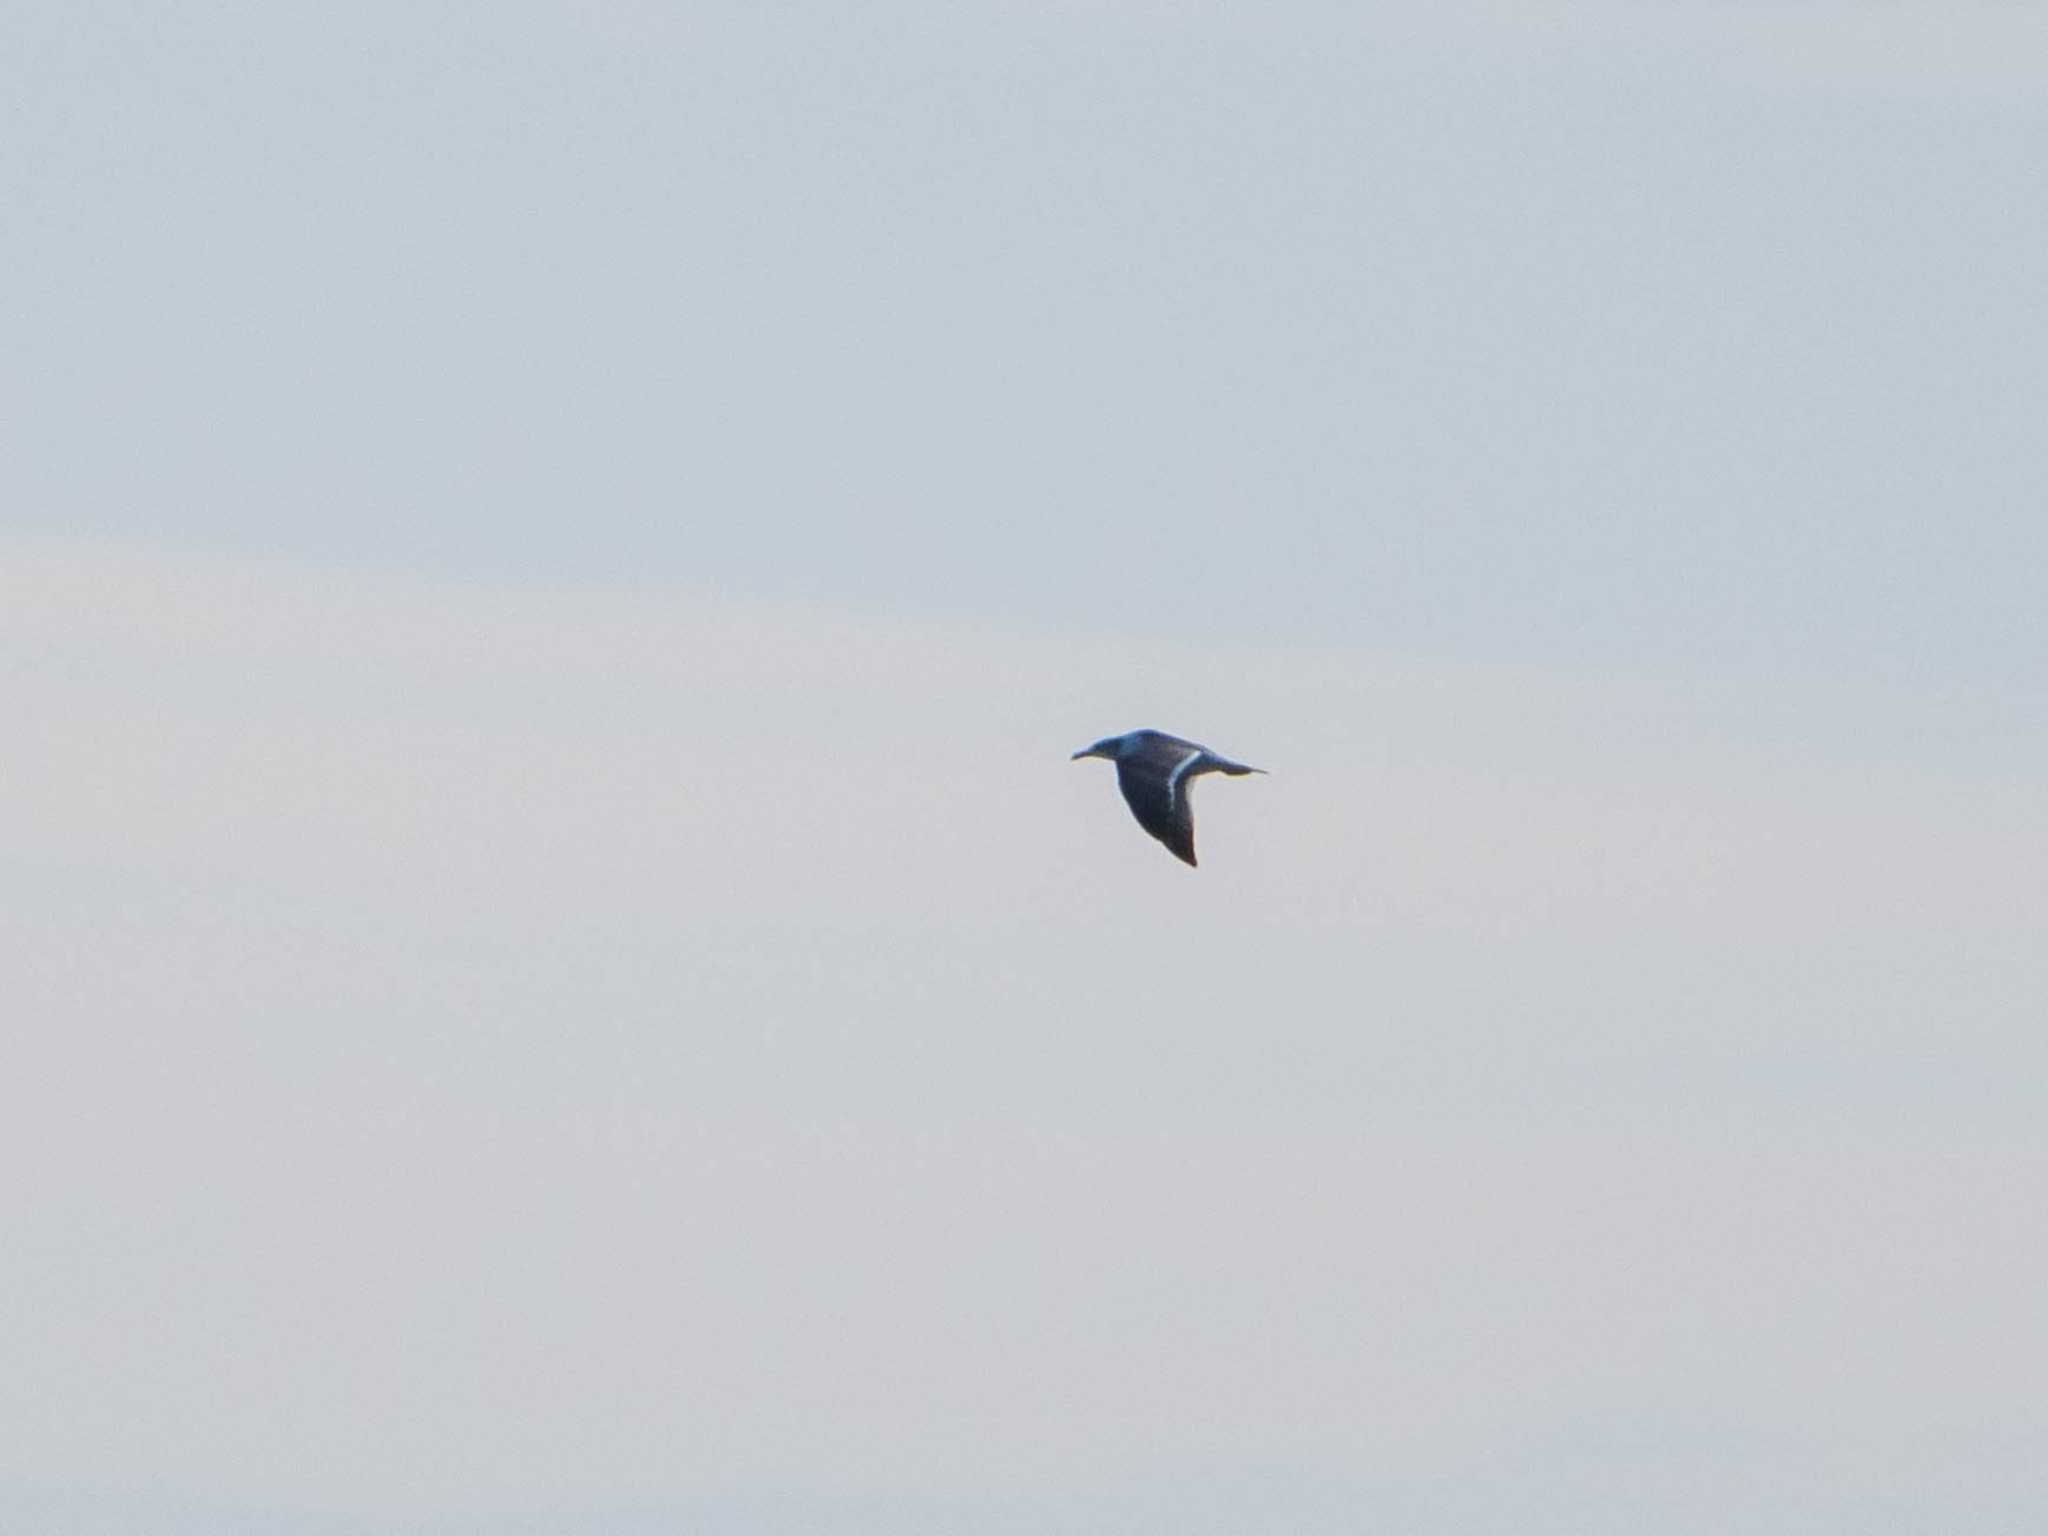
[1070,728,1265,868]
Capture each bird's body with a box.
[1070,728,1264,867]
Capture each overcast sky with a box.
[5,3,2045,1532]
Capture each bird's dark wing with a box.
[1116,756,1198,867]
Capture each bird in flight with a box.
[1070,728,1265,867]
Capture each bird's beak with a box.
[1070,746,1101,761]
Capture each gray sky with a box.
[5,3,2045,1532]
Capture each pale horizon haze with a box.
[5,3,2045,1532]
